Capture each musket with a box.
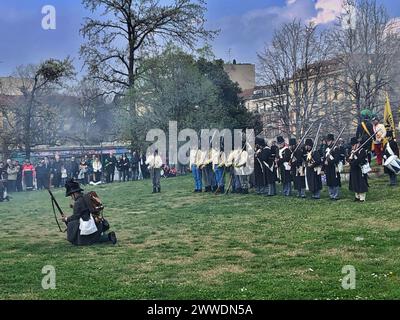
[312,123,323,153]
[291,123,315,160]
[306,122,322,165]
[354,128,383,154]
[47,189,67,232]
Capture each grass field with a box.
[1,174,400,300]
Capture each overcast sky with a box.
[0,0,399,76]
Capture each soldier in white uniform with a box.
[146,149,163,193]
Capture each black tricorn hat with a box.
[65,178,84,197]
[289,138,297,146]
[305,138,313,147]
[350,137,359,146]
[277,136,285,145]
[327,134,335,141]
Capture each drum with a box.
[384,155,400,175]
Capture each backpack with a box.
[83,191,104,216]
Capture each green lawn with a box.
[1,174,400,300]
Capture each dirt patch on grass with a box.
[200,265,246,284]
[322,247,368,260]
[290,268,320,280]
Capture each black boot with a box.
[242,188,249,194]
[108,231,117,245]
[152,187,157,194]
[157,187,161,193]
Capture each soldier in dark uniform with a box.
[269,141,279,196]
[0,164,10,202]
[356,113,374,164]
[61,179,117,246]
[254,137,267,195]
[258,140,273,196]
[105,153,117,183]
[305,138,323,199]
[290,138,307,198]
[324,134,341,200]
[383,130,399,186]
[348,137,369,202]
[276,136,292,196]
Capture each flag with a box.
[384,93,396,138]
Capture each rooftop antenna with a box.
[227,48,232,63]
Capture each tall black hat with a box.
[327,134,335,142]
[277,136,285,145]
[65,179,84,197]
[305,138,313,147]
[350,137,359,146]
[255,137,266,147]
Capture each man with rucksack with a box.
[60,179,117,246]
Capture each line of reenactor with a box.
[189,133,373,202]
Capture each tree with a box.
[118,46,258,150]
[80,0,217,94]
[331,0,400,124]
[258,20,332,138]
[9,59,74,158]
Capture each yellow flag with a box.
[384,93,396,138]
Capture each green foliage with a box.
[118,46,259,149]
[1,175,400,299]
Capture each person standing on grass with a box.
[372,115,386,166]
[6,160,18,193]
[146,149,163,193]
[254,137,266,195]
[91,155,102,185]
[305,139,323,200]
[235,140,250,195]
[324,134,341,201]
[348,137,369,202]
[383,130,399,186]
[15,161,23,192]
[61,179,117,246]
[212,141,226,194]
[52,154,63,188]
[131,151,140,181]
[291,139,307,198]
[190,147,202,192]
[276,136,292,197]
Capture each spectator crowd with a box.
[0,150,178,199]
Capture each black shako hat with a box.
[289,138,297,146]
[327,134,335,142]
[305,138,313,147]
[277,136,285,145]
[255,137,266,147]
[350,137,359,146]
[65,178,84,197]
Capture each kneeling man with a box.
[61,179,117,246]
